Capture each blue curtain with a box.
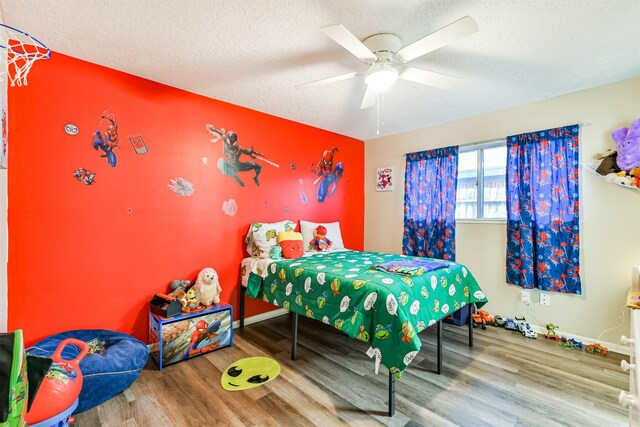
[402,146,458,261]
[506,125,581,294]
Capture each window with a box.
[455,141,506,220]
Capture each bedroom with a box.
[0,0,639,426]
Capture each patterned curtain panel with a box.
[506,125,581,294]
[402,146,458,260]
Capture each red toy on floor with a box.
[25,338,89,426]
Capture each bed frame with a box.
[239,286,476,417]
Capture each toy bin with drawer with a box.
[149,304,233,370]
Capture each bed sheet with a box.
[245,250,488,376]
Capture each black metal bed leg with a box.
[468,303,475,348]
[239,286,246,328]
[291,312,298,361]
[436,320,442,375]
[388,370,396,417]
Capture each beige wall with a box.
[365,77,640,342]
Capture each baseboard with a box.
[233,308,288,329]
[528,323,630,356]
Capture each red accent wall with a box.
[7,53,364,345]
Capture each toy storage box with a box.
[443,304,471,326]
[149,304,233,371]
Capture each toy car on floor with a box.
[515,316,527,332]
[478,310,495,326]
[561,337,583,349]
[471,312,487,330]
[493,315,506,327]
[504,318,518,331]
[585,343,608,355]
[522,323,537,339]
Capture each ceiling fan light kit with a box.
[365,64,398,92]
[300,16,479,110]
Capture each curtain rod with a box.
[402,122,592,157]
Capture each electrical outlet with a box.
[521,290,531,305]
[540,293,551,307]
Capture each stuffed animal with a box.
[269,245,283,260]
[594,149,621,176]
[605,172,635,187]
[194,267,222,306]
[612,117,640,171]
[278,231,304,259]
[172,290,189,313]
[309,225,332,252]
[170,279,191,292]
[185,288,199,310]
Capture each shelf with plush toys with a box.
[586,117,640,193]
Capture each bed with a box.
[239,248,488,416]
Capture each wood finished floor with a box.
[75,315,629,426]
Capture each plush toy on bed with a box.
[309,225,332,252]
[278,231,304,259]
[269,245,283,260]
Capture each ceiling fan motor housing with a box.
[362,33,402,64]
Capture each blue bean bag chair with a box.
[27,329,148,414]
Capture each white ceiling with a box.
[2,0,639,140]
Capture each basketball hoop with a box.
[0,23,51,87]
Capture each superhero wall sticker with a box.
[312,147,344,202]
[206,123,279,187]
[71,111,149,186]
[92,112,120,167]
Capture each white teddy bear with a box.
[194,267,222,306]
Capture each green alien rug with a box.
[221,357,280,391]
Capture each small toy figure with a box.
[185,288,199,310]
[309,225,333,252]
[194,267,222,306]
[269,245,282,260]
[544,323,560,340]
[561,337,583,350]
[585,343,609,355]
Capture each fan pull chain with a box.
[376,93,380,136]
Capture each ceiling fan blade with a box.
[321,24,377,63]
[296,72,360,88]
[399,67,458,90]
[396,16,478,63]
[360,86,378,109]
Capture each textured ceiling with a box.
[1,0,639,140]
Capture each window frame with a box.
[457,139,507,222]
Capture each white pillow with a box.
[245,220,297,257]
[300,220,345,251]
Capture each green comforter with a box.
[246,250,487,376]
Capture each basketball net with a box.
[0,23,50,87]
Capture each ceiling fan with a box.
[298,16,478,109]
